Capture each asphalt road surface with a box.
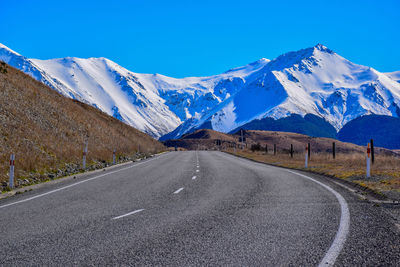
[0,151,399,266]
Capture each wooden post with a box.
[370,139,374,164]
[308,142,311,159]
[290,144,293,158]
[332,142,336,159]
[305,145,308,168]
[265,144,268,154]
[366,143,371,178]
[274,144,276,155]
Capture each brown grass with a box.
[0,63,164,185]
[229,149,400,194]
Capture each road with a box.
[0,151,399,266]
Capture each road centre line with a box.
[112,209,145,220]
[173,187,184,194]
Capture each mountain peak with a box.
[313,43,334,54]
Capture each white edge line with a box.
[173,187,184,194]
[286,170,350,267]
[112,209,145,220]
[0,154,167,209]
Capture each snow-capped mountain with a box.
[1,42,400,140]
[386,71,400,83]
[0,43,269,138]
[163,44,400,139]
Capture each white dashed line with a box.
[173,187,184,194]
[196,170,199,173]
[112,209,145,220]
[192,176,197,180]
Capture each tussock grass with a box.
[0,63,164,186]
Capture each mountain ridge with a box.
[1,42,400,140]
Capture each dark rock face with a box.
[230,114,337,139]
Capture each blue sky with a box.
[1,0,399,77]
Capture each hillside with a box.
[164,128,394,156]
[338,114,400,149]
[0,63,164,187]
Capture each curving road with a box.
[0,151,399,266]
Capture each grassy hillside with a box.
[165,129,394,155]
[0,63,164,188]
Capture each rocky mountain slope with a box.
[1,43,400,141]
[165,44,400,140]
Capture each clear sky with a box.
[1,0,399,77]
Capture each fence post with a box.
[332,142,336,159]
[82,140,88,170]
[9,154,15,189]
[265,144,268,154]
[308,142,311,159]
[113,149,116,165]
[274,144,276,155]
[305,145,308,168]
[370,139,374,164]
[290,144,293,158]
[366,143,371,178]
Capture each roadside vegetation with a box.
[0,63,164,191]
[229,147,400,199]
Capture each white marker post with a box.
[113,149,116,165]
[366,143,371,178]
[82,140,88,170]
[305,145,308,168]
[9,154,15,189]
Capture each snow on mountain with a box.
[386,71,400,83]
[2,42,399,140]
[0,43,269,138]
[163,44,400,139]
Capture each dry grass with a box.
[0,63,164,185]
[229,149,400,194]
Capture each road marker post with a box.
[305,146,308,168]
[366,143,371,178]
[332,142,336,159]
[274,144,276,155]
[113,149,116,165]
[9,154,15,189]
[290,144,293,158]
[82,140,88,170]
